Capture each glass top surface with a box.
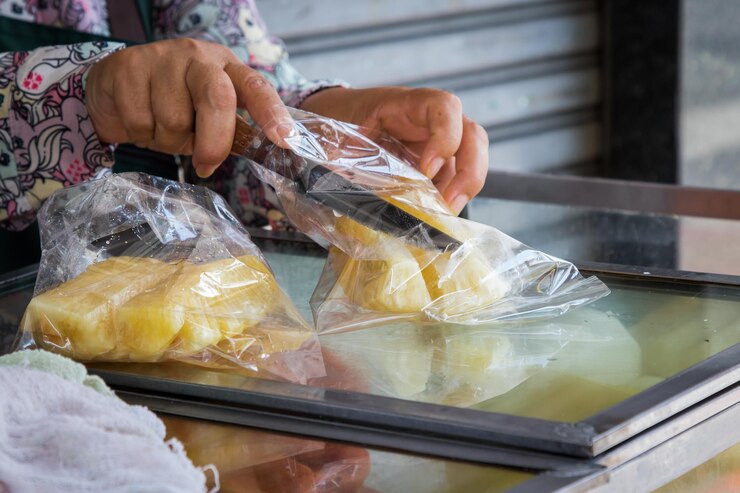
[159,414,532,493]
[265,246,740,422]
[1,237,738,425]
[468,197,740,277]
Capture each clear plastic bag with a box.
[17,173,324,384]
[246,109,610,334]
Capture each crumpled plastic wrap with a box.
[17,173,324,384]
[245,109,610,334]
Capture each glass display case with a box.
[0,174,737,492]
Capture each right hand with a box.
[85,39,294,178]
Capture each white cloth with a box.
[0,352,213,493]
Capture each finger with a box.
[112,62,154,145]
[151,56,195,155]
[186,60,238,177]
[431,157,457,195]
[415,91,464,178]
[443,117,489,214]
[376,90,464,177]
[224,62,294,148]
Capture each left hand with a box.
[300,87,489,214]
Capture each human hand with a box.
[300,87,488,214]
[85,39,293,178]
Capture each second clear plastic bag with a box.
[247,109,610,334]
[17,173,324,384]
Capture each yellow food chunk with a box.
[382,186,455,229]
[333,212,508,318]
[24,254,286,362]
[417,244,510,320]
[114,287,186,360]
[117,255,278,358]
[252,327,312,353]
[23,257,175,360]
[333,217,431,313]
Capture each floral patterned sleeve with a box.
[153,0,347,108]
[0,42,124,231]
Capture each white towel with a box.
[0,351,215,493]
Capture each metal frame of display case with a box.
[509,387,740,492]
[479,170,740,220]
[91,351,739,493]
[90,337,740,463]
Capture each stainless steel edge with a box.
[511,391,740,492]
[117,389,603,473]
[506,471,608,493]
[584,344,740,455]
[589,402,740,493]
[480,170,740,219]
[92,368,597,457]
[596,384,740,468]
[576,261,740,287]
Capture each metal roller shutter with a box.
[260,0,601,178]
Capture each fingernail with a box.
[450,194,469,214]
[195,164,218,178]
[276,122,297,139]
[426,157,445,178]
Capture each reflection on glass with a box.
[160,415,532,493]
[469,196,740,276]
[472,281,740,421]
[266,246,740,421]
[655,444,740,493]
[1,241,738,424]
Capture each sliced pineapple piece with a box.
[114,287,186,360]
[333,217,431,313]
[251,327,312,353]
[23,257,174,360]
[382,186,454,228]
[176,313,223,356]
[117,255,278,358]
[332,203,509,319]
[413,243,510,321]
[175,255,277,336]
[25,254,288,362]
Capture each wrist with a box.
[84,62,108,143]
[300,86,358,120]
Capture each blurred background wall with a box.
[260,0,602,177]
[681,0,740,191]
